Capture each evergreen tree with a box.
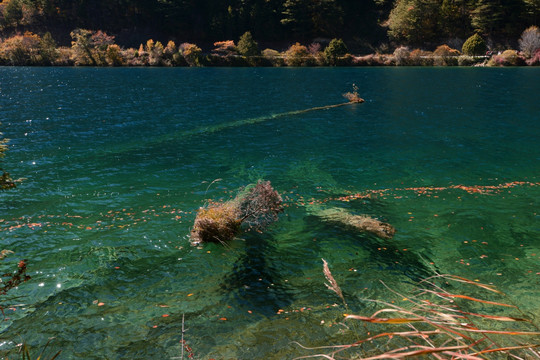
[282,0,344,39]
[281,0,313,39]
[387,0,441,45]
[237,31,259,56]
[440,0,473,39]
[311,0,344,37]
[39,32,58,66]
[523,0,540,24]
[471,0,504,37]
[1,0,24,28]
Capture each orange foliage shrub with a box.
[433,44,460,66]
[212,40,237,56]
[409,48,433,66]
[0,31,40,65]
[284,42,314,66]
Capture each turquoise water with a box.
[0,67,539,358]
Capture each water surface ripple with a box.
[1,67,539,359]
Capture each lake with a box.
[1,67,539,359]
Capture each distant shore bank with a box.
[1,31,539,68]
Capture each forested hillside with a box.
[1,0,539,50]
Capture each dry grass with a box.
[190,180,283,245]
[237,180,283,231]
[296,269,540,360]
[190,202,242,245]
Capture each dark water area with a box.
[0,67,539,358]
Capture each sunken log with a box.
[310,206,396,239]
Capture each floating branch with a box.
[322,258,346,307]
[190,180,283,245]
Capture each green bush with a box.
[462,33,487,56]
[262,48,284,66]
[324,38,348,65]
[488,49,526,66]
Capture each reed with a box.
[296,270,540,360]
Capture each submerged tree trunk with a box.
[309,206,396,239]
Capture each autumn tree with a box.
[70,29,97,65]
[519,26,540,57]
[0,32,41,65]
[284,42,313,66]
[180,42,203,66]
[70,29,115,65]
